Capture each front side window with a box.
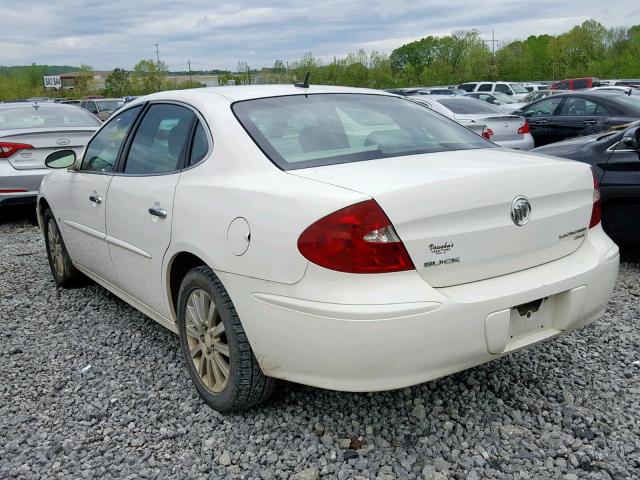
[86,102,98,114]
[81,106,141,172]
[559,97,610,116]
[522,97,563,117]
[477,83,493,92]
[123,104,195,174]
[233,94,494,170]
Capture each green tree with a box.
[103,68,131,97]
[132,59,168,94]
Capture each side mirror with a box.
[622,127,640,150]
[45,149,76,169]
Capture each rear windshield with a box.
[437,98,502,114]
[96,100,123,112]
[232,94,494,170]
[0,106,102,130]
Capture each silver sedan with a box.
[0,102,100,207]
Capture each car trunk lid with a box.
[289,149,594,287]
[455,115,525,141]
[1,128,95,170]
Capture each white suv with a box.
[458,81,529,101]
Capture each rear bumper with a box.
[218,225,619,392]
[0,161,46,204]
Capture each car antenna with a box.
[294,72,310,88]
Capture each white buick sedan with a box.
[37,85,619,412]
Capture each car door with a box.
[55,105,142,284]
[600,129,640,245]
[550,96,611,141]
[105,102,198,318]
[520,96,564,146]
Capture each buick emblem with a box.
[56,137,70,146]
[510,196,531,226]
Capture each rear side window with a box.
[495,84,512,94]
[477,83,492,92]
[457,83,477,92]
[189,121,210,165]
[573,79,588,89]
[558,97,610,116]
[233,94,493,170]
[123,104,195,174]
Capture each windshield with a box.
[96,100,123,112]
[233,94,494,170]
[492,92,515,103]
[510,84,528,93]
[0,105,102,130]
[437,98,502,115]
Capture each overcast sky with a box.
[1,0,638,71]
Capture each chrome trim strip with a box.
[105,235,152,259]
[62,219,105,239]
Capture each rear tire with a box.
[43,209,84,287]
[177,265,277,412]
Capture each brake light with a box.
[482,127,494,140]
[297,200,415,274]
[0,142,34,158]
[589,168,601,228]
[518,121,530,134]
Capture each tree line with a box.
[1,19,639,101]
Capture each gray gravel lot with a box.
[1,211,639,480]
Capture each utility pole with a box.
[155,43,160,63]
[482,31,499,63]
[188,60,192,82]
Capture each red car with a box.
[550,77,601,90]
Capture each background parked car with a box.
[522,90,560,103]
[523,83,549,92]
[457,82,529,101]
[0,102,101,207]
[533,122,640,246]
[415,96,533,149]
[464,91,526,113]
[550,77,600,90]
[590,86,640,96]
[516,91,640,146]
[79,98,124,121]
[408,97,489,137]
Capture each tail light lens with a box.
[589,168,601,228]
[0,142,34,159]
[482,127,494,140]
[297,200,415,274]
[518,121,530,134]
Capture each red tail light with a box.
[0,142,34,159]
[518,121,530,134]
[297,200,415,274]
[589,168,601,228]
[482,127,494,140]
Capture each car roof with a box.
[133,85,392,105]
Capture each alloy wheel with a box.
[185,289,230,393]
[47,218,65,278]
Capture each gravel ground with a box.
[1,210,639,480]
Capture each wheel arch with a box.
[166,251,207,321]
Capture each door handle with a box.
[148,207,167,219]
[89,194,102,204]
[533,120,548,125]
[582,120,596,125]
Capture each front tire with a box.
[43,209,84,287]
[177,266,277,412]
